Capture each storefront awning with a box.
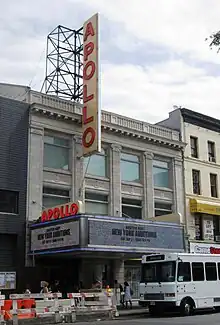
[189,198,220,216]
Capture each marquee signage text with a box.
[37,226,71,245]
[41,202,78,222]
[31,221,80,251]
[112,225,157,243]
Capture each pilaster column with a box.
[28,125,44,221]
[144,151,154,219]
[73,135,84,202]
[25,125,44,267]
[172,157,184,221]
[110,144,122,217]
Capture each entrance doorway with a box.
[124,265,141,299]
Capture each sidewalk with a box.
[117,300,149,317]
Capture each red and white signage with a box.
[190,242,220,255]
[82,13,101,157]
[41,202,79,222]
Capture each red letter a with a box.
[84,22,95,42]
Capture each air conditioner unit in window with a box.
[215,235,220,242]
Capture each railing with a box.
[30,91,180,142]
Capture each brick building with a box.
[0,95,29,292]
[0,83,185,297]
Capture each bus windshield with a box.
[141,261,176,283]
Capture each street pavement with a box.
[75,312,220,325]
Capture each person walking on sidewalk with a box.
[124,281,132,309]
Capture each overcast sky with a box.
[1,0,220,123]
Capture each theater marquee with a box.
[82,13,101,157]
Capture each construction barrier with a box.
[67,290,119,319]
[2,293,62,324]
[0,291,118,323]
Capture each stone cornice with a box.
[30,96,185,150]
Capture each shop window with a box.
[42,187,70,208]
[154,202,172,217]
[195,215,203,240]
[208,141,216,163]
[210,173,218,198]
[153,160,170,188]
[84,149,107,177]
[205,262,217,281]
[190,136,198,158]
[192,262,204,281]
[43,135,70,170]
[122,198,142,219]
[0,189,19,214]
[177,262,191,282]
[192,169,201,195]
[85,192,108,215]
[121,153,140,182]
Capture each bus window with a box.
[218,263,220,279]
[205,262,217,281]
[192,262,204,281]
[177,262,191,282]
[141,261,176,283]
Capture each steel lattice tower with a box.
[41,25,83,102]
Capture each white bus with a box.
[139,252,220,316]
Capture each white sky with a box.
[1,0,220,123]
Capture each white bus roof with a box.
[142,252,220,263]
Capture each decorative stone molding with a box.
[121,184,143,196]
[111,144,122,152]
[74,135,82,145]
[144,151,154,160]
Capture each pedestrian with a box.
[124,281,132,309]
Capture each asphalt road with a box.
[77,312,220,325]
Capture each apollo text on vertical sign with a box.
[82,13,101,156]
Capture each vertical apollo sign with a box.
[82,13,101,157]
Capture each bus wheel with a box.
[180,298,194,316]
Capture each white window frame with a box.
[120,152,140,183]
[154,201,172,217]
[43,134,70,171]
[122,198,142,219]
[42,187,70,209]
[153,159,170,189]
[85,192,109,215]
[84,148,108,178]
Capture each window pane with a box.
[153,160,168,169]
[155,202,172,210]
[153,166,169,188]
[43,196,70,208]
[0,190,19,214]
[44,144,69,170]
[122,198,142,206]
[43,187,69,197]
[84,155,106,177]
[85,193,108,202]
[122,205,142,219]
[205,262,217,281]
[121,153,139,162]
[192,262,204,281]
[44,136,69,147]
[177,262,191,282]
[85,201,108,215]
[218,263,220,279]
[121,160,139,182]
